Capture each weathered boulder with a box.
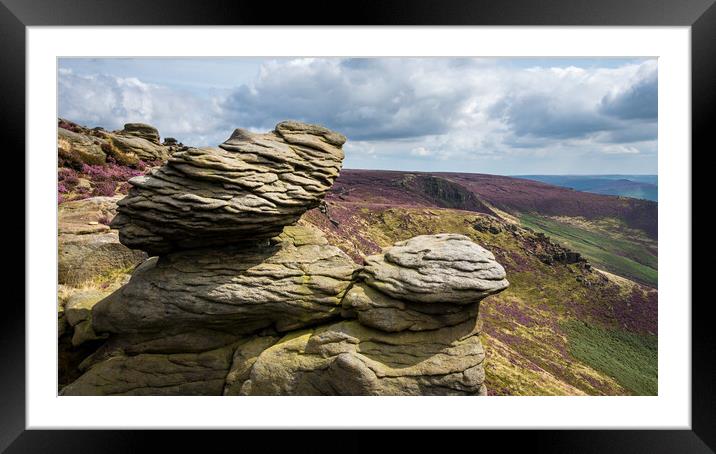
[60,342,236,396]
[58,196,121,235]
[91,225,357,343]
[65,290,111,346]
[119,123,161,144]
[107,133,170,163]
[71,319,108,347]
[58,127,106,165]
[341,282,479,332]
[231,318,486,396]
[58,197,147,286]
[65,290,107,327]
[224,335,282,395]
[362,233,509,304]
[110,120,346,255]
[58,232,147,286]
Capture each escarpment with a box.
[60,121,509,396]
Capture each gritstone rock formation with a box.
[58,196,147,287]
[91,225,356,341]
[58,119,174,166]
[61,121,509,396]
[226,318,486,396]
[362,233,509,305]
[110,121,347,255]
[119,123,161,144]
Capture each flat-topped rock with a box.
[110,121,347,255]
[119,123,161,144]
[362,233,509,304]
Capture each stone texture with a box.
[341,282,479,332]
[71,320,108,347]
[58,119,172,166]
[60,343,236,396]
[233,318,486,396]
[362,233,509,304]
[58,232,147,286]
[108,133,170,162]
[65,290,107,326]
[58,196,121,235]
[63,290,111,346]
[58,127,107,165]
[110,121,346,255]
[224,335,281,395]
[91,225,357,341]
[120,123,161,144]
[58,196,147,286]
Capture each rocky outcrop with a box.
[362,234,509,304]
[91,225,356,342]
[230,318,486,396]
[58,119,173,167]
[58,196,147,286]
[64,290,110,346]
[223,234,507,395]
[58,127,107,165]
[341,283,480,332]
[110,121,347,255]
[119,123,161,144]
[60,343,237,396]
[61,121,509,396]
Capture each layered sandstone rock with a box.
[61,121,509,397]
[119,123,161,144]
[60,343,237,396]
[58,127,107,165]
[92,225,356,339]
[58,119,173,166]
[110,121,347,255]
[362,233,509,304]
[58,196,147,286]
[228,318,486,396]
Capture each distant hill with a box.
[514,175,658,202]
[304,168,658,395]
[323,169,658,286]
[332,170,658,240]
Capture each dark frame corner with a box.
[4,0,712,451]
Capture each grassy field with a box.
[519,213,657,287]
[562,320,657,395]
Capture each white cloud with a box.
[410,146,431,157]
[601,144,641,154]
[58,57,658,174]
[58,71,225,144]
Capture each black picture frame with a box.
[4,0,711,451]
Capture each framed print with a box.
[5,0,713,451]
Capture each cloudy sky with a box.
[58,57,657,175]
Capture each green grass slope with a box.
[519,213,657,287]
[562,320,657,395]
